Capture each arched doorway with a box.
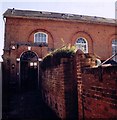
[20,51,38,92]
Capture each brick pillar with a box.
[62,58,78,120]
[74,50,85,120]
[41,57,78,119]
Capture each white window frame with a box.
[34,32,48,43]
[112,39,117,62]
[75,37,88,53]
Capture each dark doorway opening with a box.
[20,51,38,92]
[2,51,60,120]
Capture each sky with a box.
[0,0,117,61]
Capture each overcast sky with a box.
[0,0,116,61]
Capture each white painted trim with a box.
[28,46,31,51]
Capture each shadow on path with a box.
[2,90,60,120]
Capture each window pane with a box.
[34,32,47,43]
[75,38,88,53]
[112,40,117,62]
[77,38,86,43]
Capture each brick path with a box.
[3,90,60,120]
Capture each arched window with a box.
[34,32,48,43]
[112,39,117,61]
[75,37,88,53]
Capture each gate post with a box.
[74,50,85,120]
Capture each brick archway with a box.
[20,51,39,92]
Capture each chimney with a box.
[11,8,15,14]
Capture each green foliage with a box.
[40,45,76,70]
[53,46,75,58]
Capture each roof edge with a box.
[3,8,116,25]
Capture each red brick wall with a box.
[41,50,117,119]
[3,17,116,92]
[41,58,78,119]
[4,17,116,60]
[75,51,117,119]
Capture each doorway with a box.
[20,51,38,92]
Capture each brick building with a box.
[2,8,117,92]
[2,8,117,119]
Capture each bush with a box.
[40,46,76,70]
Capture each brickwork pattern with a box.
[41,58,78,119]
[75,51,117,119]
[41,50,117,119]
[3,17,116,61]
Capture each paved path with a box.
[3,90,60,120]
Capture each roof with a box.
[3,8,116,25]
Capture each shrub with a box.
[40,45,76,70]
